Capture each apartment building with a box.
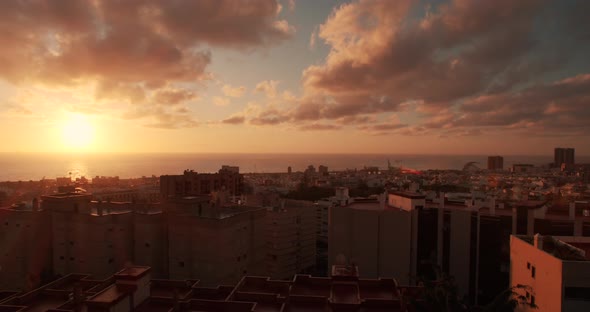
[265,199,316,279]
[328,191,590,305]
[510,235,590,312]
[160,166,243,199]
[0,203,52,291]
[165,196,267,286]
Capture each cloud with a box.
[288,0,296,12]
[123,106,198,129]
[282,90,297,101]
[255,80,280,98]
[233,0,590,138]
[222,84,247,98]
[213,96,230,106]
[153,88,197,106]
[0,0,294,128]
[298,123,341,131]
[222,115,246,125]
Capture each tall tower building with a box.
[554,148,575,168]
[487,156,504,170]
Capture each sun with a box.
[61,114,95,150]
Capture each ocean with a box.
[0,153,583,181]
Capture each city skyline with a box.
[1,0,590,155]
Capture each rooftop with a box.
[520,235,589,261]
[115,266,151,280]
[0,265,423,312]
[389,191,425,199]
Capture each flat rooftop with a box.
[389,191,425,199]
[86,284,133,307]
[115,266,151,280]
[346,202,383,211]
[520,235,589,261]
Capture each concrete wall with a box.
[510,236,563,312]
[379,209,412,284]
[0,209,52,291]
[329,205,412,283]
[388,194,426,211]
[449,210,472,298]
[168,208,266,286]
[133,213,167,278]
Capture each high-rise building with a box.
[165,196,267,286]
[265,199,317,279]
[487,156,504,170]
[510,235,590,311]
[0,204,52,291]
[318,165,329,176]
[554,147,575,168]
[160,166,243,199]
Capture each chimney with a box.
[569,202,576,220]
[534,233,543,250]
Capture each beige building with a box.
[44,193,135,280]
[329,193,415,285]
[1,187,271,291]
[0,204,52,291]
[160,166,243,199]
[265,199,317,279]
[510,235,590,312]
[165,196,267,286]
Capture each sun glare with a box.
[61,114,95,150]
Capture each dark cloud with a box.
[153,88,197,106]
[298,123,341,131]
[237,0,590,138]
[222,115,246,125]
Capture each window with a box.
[526,291,530,299]
[531,295,535,305]
[531,266,536,278]
[527,262,530,269]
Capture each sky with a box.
[0,0,589,155]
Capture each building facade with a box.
[160,166,243,199]
[555,148,575,168]
[487,156,504,171]
[510,235,590,312]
